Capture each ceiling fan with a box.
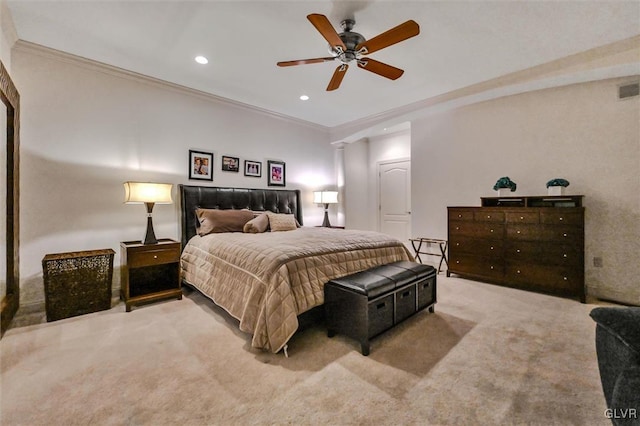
[277,14,420,91]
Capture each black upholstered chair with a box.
[590,307,640,425]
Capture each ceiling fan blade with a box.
[356,20,419,55]
[357,58,404,80]
[326,64,348,91]
[277,57,336,67]
[307,14,346,52]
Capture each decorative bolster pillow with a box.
[196,208,254,236]
[243,212,270,233]
[267,212,298,232]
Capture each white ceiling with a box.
[6,1,640,129]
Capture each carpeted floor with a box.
[1,276,613,425]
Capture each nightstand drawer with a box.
[128,247,180,268]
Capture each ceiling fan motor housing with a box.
[329,19,366,63]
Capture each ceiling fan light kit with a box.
[277,14,420,91]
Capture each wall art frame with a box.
[244,160,262,177]
[189,150,213,181]
[222,155,240,172]
[267,160,286,187]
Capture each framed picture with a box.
[189,150,213,181]
[267,160,286,187]
[222,155,240,172]
[244,160,262,177]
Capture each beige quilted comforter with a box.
[180,227,412,353]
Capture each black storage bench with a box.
[325,261,437,355]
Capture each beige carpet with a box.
[1,276,612,425]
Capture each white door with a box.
[378,160,411,245]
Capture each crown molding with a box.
[330,34,640,142]
[14,40,329,133]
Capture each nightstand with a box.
[120,239,182,312]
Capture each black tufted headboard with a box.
[179,185,303,249]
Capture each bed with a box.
[179,185,413,353]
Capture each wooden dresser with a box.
[447,196,585,302]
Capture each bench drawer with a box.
[417,277,436,310]
[395,284,416,323]
[368,294,394,338]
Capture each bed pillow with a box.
[267,212,298,232]
[196,208,254,236]
[243,212,269,234]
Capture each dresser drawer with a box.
[504,241,539,260]
[506,224,583,242]
[537,244,582,266]
[506,211,539,224]
[505,224,540,240]
[450,222,504,239]
[505,242,581,266]
[505,262,582,293]
[128,247,180,268]
[450,254,504,280]
[540,210,583,225]
[450,236,503,257]
[474,210,505,223]
[448,209,475,221]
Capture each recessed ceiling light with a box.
[300,95,309,101]
[195,56,208,65]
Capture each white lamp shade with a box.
[124,182,173,204]
[313,191,338,204]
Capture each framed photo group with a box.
[188,150,284,186]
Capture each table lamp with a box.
[124,182,173,244]
[313,190,339,227]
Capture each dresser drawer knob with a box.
[487,215,491,219]
[458,214,462,218]
[563,254,567,258]
[153,255,158,259]
[563,233,567,237]
[517,270,521,274]
[516,230,521,234]
[490,229,494,233]
[559,217,564,221]
[456,242,460,246]
[456,227,459,230]
[563,276,568,281]
[490,246,494,250]
[456,260,460,264]
[490,266,494,270]
[516,249,521,253]
[520,216,524,220]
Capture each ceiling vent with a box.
[618,82,639,99]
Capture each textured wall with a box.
[411,77,640,305]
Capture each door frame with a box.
[1,60,20,337]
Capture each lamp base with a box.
[321,205,331,228]
[143,202,158,245]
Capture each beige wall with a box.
[13,45,334,308]
[0,0,16,69]
[411,77,640,305]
